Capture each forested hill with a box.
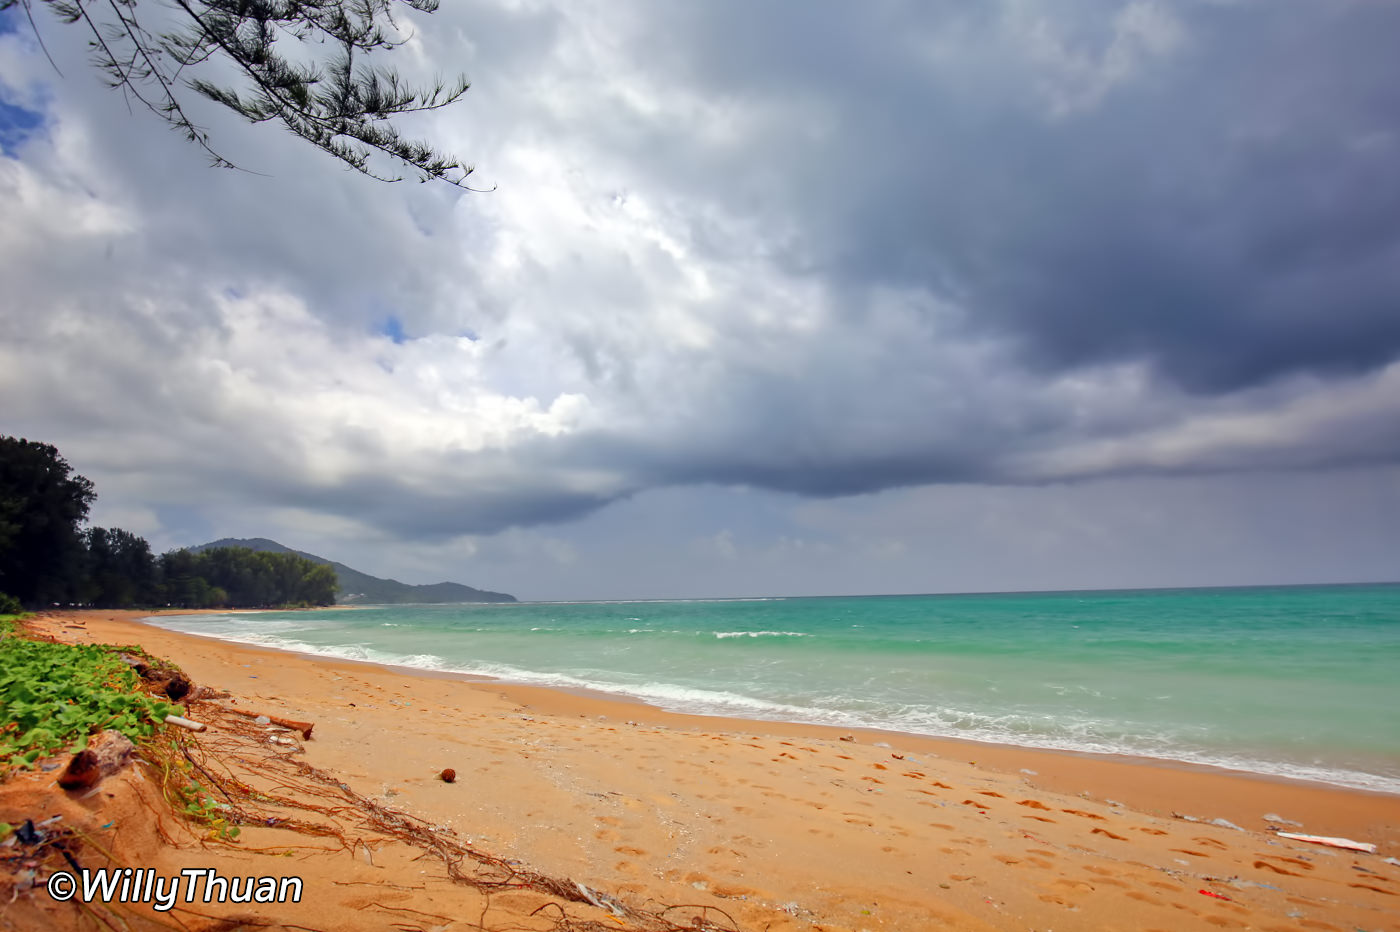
[191,539,517,604]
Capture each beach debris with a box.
[223,706,315,739]
[1276,832,1377,854]
[118,652,194,699]
[1384,857,1400,867]
[574,880,625,916]
[13,819,42,845]
[56,730,135,791]
[891,752,905,760]
[164,714,207,732]
[1210,818,1245,831]
[1264,812,1303,826]
[1198,889,1232,901]
[117,652,152,676]
[839,735,855,742]
[161,673,192,700]
[1020,768,1038,776]
[439,768,457,783]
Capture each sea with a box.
[145,583,1400,795]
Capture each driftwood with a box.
[57,730,134,791]
[223,706,315,740]
[1276,831,1377,854]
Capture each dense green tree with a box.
[1,436,338,609]
[160,546,337,608]
[81,527,161,608]
[1,0,481,186]
[0,436,95,606]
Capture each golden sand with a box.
[4,609,1398,932]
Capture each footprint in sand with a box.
[1253,859,1306,877]
[1091,827,1128,841]
[1127,890,1164,905]
[978,790,1005,798]
[1294,920,1344,932]
[1260,854,1313,870]
[1060,808,1107,821]
[1193,836,1229,850]
[1018,799,1051,810]
[1046,878,1095,897]
[1349,883,1396,896]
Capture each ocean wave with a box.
[145,616,1400,797]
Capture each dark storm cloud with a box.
[618,1,1400,393]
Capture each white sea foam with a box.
[714,630,810,639]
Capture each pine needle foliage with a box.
[1,0,482,186]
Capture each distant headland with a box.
[191,538,517,605]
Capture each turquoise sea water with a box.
[147,583,1400,794]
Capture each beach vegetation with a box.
[0,0,479,186]
[0,625,181,773]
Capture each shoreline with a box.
[18,608,1400,931]
[139,608,1400,805]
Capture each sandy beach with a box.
[4,609,1399,932]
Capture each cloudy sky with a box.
[1,1,1397,600]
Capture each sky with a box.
[1,1,1398,601]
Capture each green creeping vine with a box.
[0,616,182,773]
